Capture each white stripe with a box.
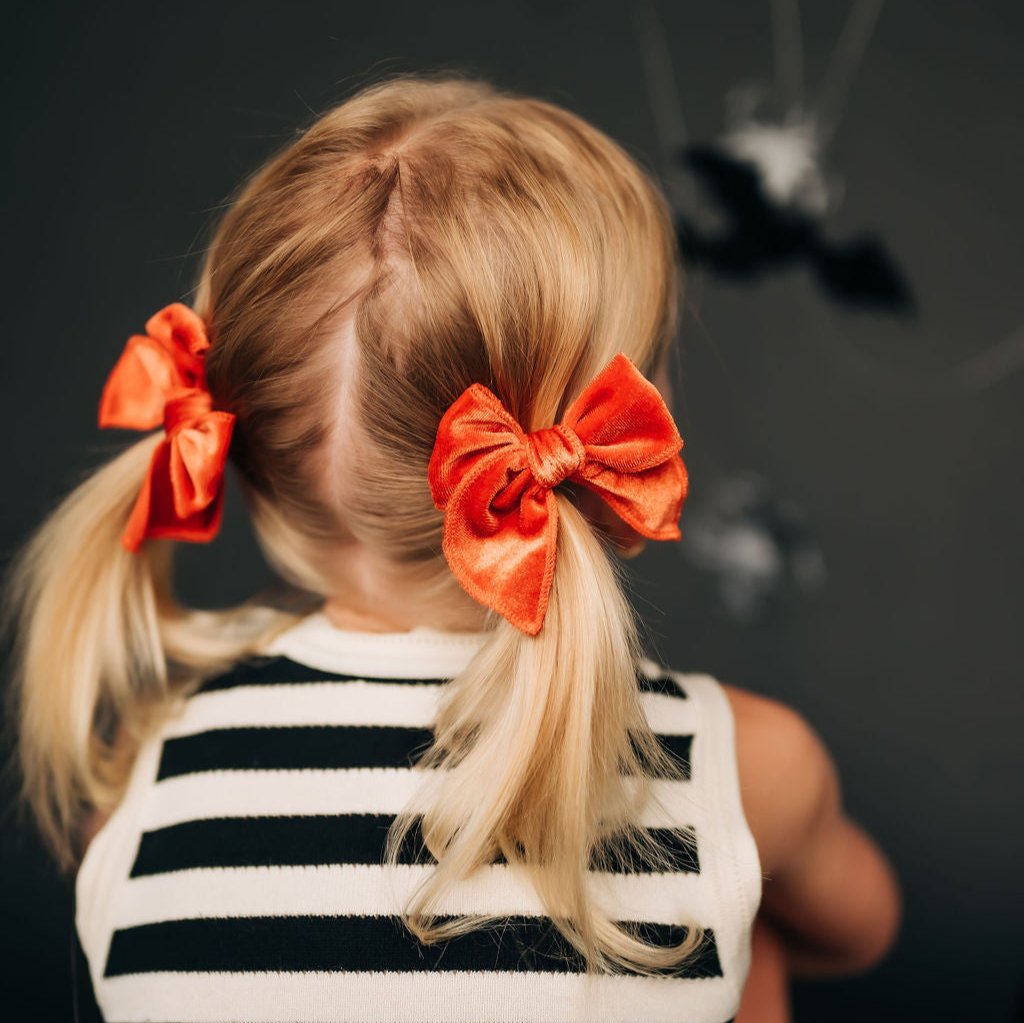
[641,690,701,733]
[113,863,716,929]
[165,682,445,735]
[165,683,699,737]
[98,970,736,1023]
[142,769,706,831]
[142,768,427,827]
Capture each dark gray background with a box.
[2,2,1021,1020]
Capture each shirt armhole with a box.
[75,731,164,995]
[668,671,764,1002]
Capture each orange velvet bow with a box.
[98,303,235,552]
[428,353,688,634]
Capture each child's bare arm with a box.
[735,913,793,1023]
[727,686,903,978]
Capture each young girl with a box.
[5,76,900,1023]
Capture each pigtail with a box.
[1,435,299,870]
[385,497,706,975]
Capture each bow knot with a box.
[98,303,235,552]
[526,425,586,489]
[164,390,214,433]
[428,353,688,634]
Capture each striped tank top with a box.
[76,612,763,1022]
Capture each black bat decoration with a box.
[677,144,915,312]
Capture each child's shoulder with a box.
[720,682,840,879]
[636,662,836,879]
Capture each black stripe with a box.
[632,732,693,780]
[156,726,436,780]
[104,914,721,978]
[129,814,700,877]
[200,656,687,697]
[157,726,693,781]
[590,825,701,875]
[656,732,693,779]
[200,656,449,692]
[637,669,689,697]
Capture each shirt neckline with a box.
[259,610,490,679]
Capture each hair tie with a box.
[428,353,688,634]
[98,303,235,552]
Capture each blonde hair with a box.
[3,76,702,975]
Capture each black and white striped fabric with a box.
[76,613,762,1022]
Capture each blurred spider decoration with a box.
[679,472,825,621]
[635,0,914,312]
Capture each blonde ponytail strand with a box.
[386,497,706,975]
[2,436,300,870]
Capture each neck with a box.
[319,543,489,634]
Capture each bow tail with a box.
[121,415,234,552]
[442,459,558,636]
[168,413,235,519]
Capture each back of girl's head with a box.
[198,76,679,595]
[4,75,699,976]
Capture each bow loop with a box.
[99,304,211,431]
[427,384,527,508]
[145,302,211,364]
[98,304,235,551]
[428,353,688,634]
[565,353,685,472]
